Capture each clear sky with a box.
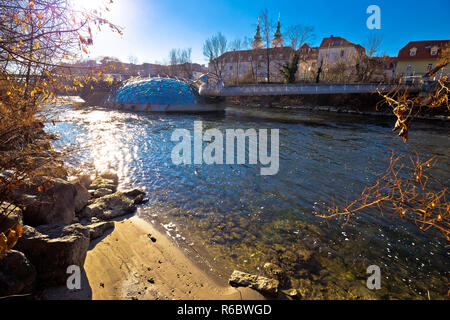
[84,0,450,65]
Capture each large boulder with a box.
[0,250,36,296]
[15,224,90,286]
[17,178,77,226]
[72,180,91,213]
[229,270,279,296]
[77,175,92,189]
[263,262,288,285]
[0,202,23,231]
[99,172,119,186]
[80,192,136,220]
[86,221,115,240]
[122,188,146,198]
[122,188,147,205]
[88,173,119,193]
[90,187,114,199]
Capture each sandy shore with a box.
[41,215,265,300]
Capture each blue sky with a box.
[86,0,450,65]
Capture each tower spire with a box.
[272,14,284,48]
[252,17,263,49]
[254,17,262,42]
[274,13,282,39]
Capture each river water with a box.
[48,104,449,299]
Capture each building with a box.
[368,56,397,82]
[297,43,319,81]
[317,35,366,82]
[211,17,294,83]
[396,40,450,79]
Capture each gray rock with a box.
[86,221,115,240]
[229,270,279,296]
[81,192,136,220]
[281,288,301,299]
[89,177,117,192]
[91,188,114,199]
[72,180,91,213]
[15,224,90,286]
[0,250,36,296]
[133,194,149,205]
[0,202,23,231]
[99,172,119,186]
[122,188,146,198]
[263,263,285,280]
[21,178,77,226]
[77,175,92,189]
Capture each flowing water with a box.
[47,104,449,299]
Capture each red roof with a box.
[216,47,295,63]
[320,36,355,48]
[398,40,449,60]
[319,35,365,54]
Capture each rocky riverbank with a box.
[0,169,280,300]
[0,171,147,297]
[227,94,449,120]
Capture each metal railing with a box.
[207,83,419,97]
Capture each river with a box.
[47,104,449,299]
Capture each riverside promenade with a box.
[200,83,419,97]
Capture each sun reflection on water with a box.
[63,109,143,188]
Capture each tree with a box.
[128,56,139,65]
[365,33,383,57]
[259,9,274,83]
[0,0,121,102]
[0,0,119,258]
[285,24,315,50]
[321,46,450,242]
[169,48,193,78]
[228,38,246,84]
[316,61,323,83]
[354,34,384,82]
[280,51,300,83]
[203,32,227,78]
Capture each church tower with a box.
[272,14,284,48]
[252,18,263,49]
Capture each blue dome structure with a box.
[107,76,225,113]
[115,77,200,105]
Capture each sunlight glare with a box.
[71,0,107,12]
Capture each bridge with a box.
[199,82,420,97]
[80,75,423,112]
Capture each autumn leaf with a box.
[0,224,24,258]
[0,233,7,258]
[6,224,23,250]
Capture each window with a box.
[406,64,412,71]
[259,55,263,60]
[280,54,284,59]
[229,66,233,70]
[340,50,344,58]
[410,47,417,56]
[223,58,227,63]
[431,47,438,56]
[230,57,234,63]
